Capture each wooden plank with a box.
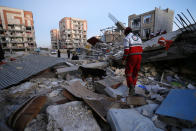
[65,80,105,100]
[84,98,116,122]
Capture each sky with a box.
[0,0,196,47]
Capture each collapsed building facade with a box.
[128,7,174,40]
[100,26,124,44]
[59,17,87,49]
[50,29,60,49]
[0,6,36,51]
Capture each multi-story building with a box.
[50,29,60,49]
[59,17,87,49]
[128,7,174,39]
[0,6,36,50]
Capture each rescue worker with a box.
[122,27,143,96]
[158,37,173,51]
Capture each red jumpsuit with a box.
[158,37,173,51]
[123,33,143,88]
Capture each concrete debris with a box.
[24,114,48,131]
[151,115,167,130]
[1,27,196,131]
[104,85,129,98]
[150,93,164,102]
[8,96,47,131]
[48,90,61,97]
[187,83,196,89]
[126,96,147,106]
[84,98,116,122]
[107,109,163,131]
[145,84,167,93]
[56,66,79,79]
[47,101,101,131]
[10,82,36,94]
[65,79,105,100]
[94,76,124,94]
[135,104,159,118]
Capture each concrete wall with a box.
[128,7,174,39]
[154,8,174,34]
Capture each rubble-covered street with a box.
[1,0,196,131]
[0,38,196,131]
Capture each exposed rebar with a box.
[178,14,193,31]
[181,12,196,30]
[187,9,196,24]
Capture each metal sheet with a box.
[8,96,47,131]
[0,55,65,89]
[156,89,196,123]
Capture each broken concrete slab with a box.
[126,96,147,106]
[8,96,47,131]
[65,79,105,100]
[151,115,167,130]
[47,101,101,131]
[83,62,108,69]
[107,109,163,131]
[104,85,129,98]
[56,66,79,79]
[156,89,196,126]
[24,113,48,131]
[94,76,125,94]
[84,97,116,122]
[135,104,159,118]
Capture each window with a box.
[143,14,152,24]
[26,27,31,30]
[131,18,141,28]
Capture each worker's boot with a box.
[129,85,135,96]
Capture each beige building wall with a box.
[59,17,87,49]
[128,7,174,40]
[0,6,36,50]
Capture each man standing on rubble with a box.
[122,27,143,96]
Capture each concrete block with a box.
[107,109,163,131]
[126,96,147,106]
[47,101,101,131]
[104,85,128,98]
[135,104,159,118]
[83,62,108,69]
[56,66,79,79]
[94,76,124,94]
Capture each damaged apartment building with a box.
[50,29,60,49]
[128,7,174,40]
[59,17,87,49]
[0,6,36,50]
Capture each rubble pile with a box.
[0,46,196,131]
